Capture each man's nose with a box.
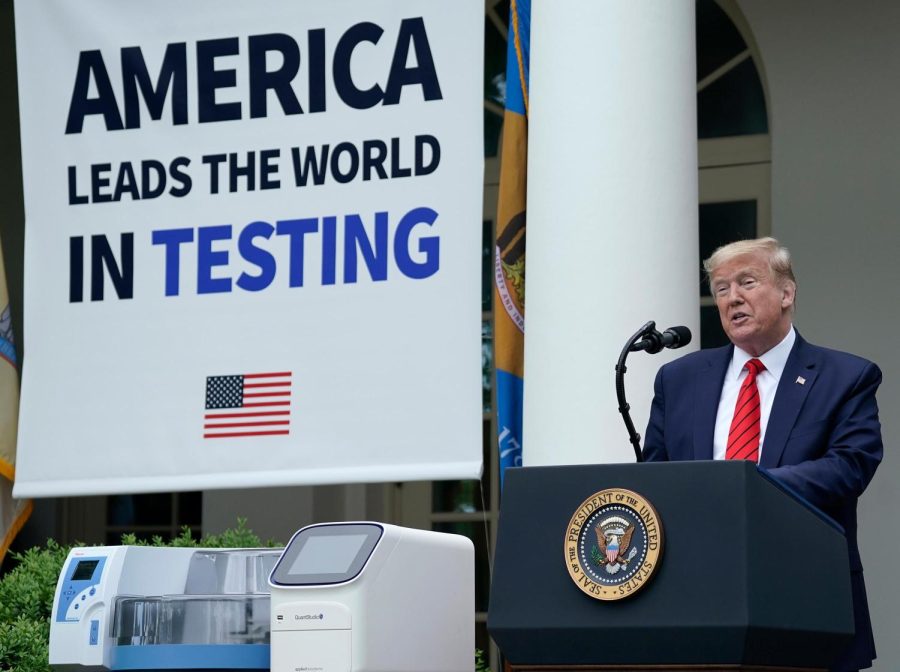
[726,284,744,303]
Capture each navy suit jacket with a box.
[642,333,882,671]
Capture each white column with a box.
[523,1,699,466]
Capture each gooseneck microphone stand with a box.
[615,321,657,463]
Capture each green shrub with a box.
[0,540,72,626]
[119,518,278,549]
[0,540,71,672]
[0,617,51,672]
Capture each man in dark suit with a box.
[643,237,882,672]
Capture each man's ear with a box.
[782,281,797,310]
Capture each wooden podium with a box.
[488,461,853,672]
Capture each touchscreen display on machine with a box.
[270,523,383,586]
[289,534,368,575]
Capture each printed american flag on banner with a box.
[204,372,292,439]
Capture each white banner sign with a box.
[13,0,483,496]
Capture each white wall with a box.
[738,2,900,669]
[202,483,384,544]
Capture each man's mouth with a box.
[731,312,750,324]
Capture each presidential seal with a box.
[564,488,663,601]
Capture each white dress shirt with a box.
[713,326,796,462]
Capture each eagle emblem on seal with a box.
[593,516,639,574]
[565,488,664,601]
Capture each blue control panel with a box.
[55,556,107,623]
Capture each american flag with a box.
[204,372,292,439]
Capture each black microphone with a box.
[630,326,692,354]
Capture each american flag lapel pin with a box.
[796,376,806,385]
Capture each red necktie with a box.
[726,358,765,462]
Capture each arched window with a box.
[697,0,772,347]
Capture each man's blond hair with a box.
[704,237,796,294]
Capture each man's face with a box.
[710,251,795,357]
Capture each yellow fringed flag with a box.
[0,239,31,564]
